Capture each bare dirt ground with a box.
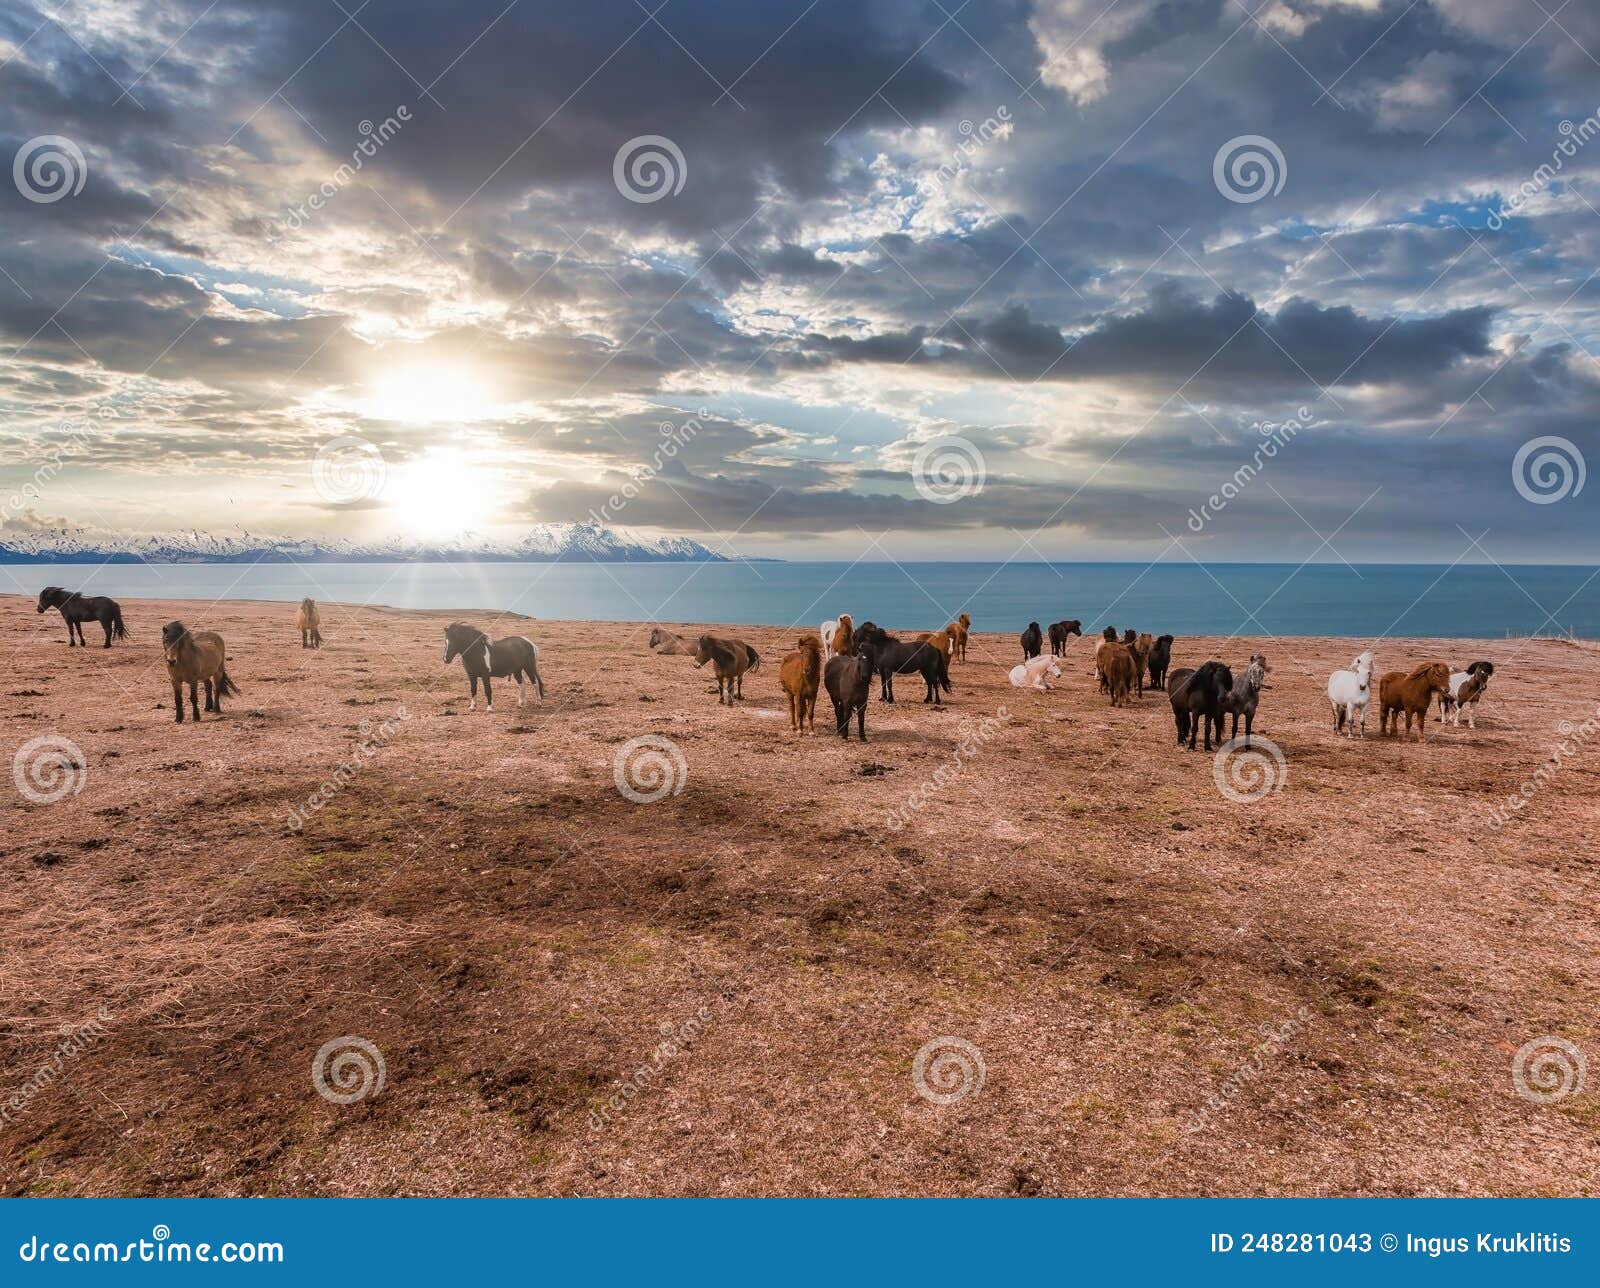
[1,593,1597,1197]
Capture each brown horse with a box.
[779,634,823,733]
[950,613,971,662]
[295,597,323,649]
[162,621,239,723]
[1379,662,1452,742]
[694,634,760,704]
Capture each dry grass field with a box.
[2,593,1597,1196]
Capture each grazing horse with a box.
[824,642,876,741]
[1020,621,1044,660]
[1100,642,1137,707]
[295,598,323,649]
[694,634,760,704]
[1048,619,1082,657]
[161,621,239,724]
[1168,661,1234,751]
[37,587,128,648]
[1328,651,1375,738]
[1146,635,1174,692]
[780,635,824,733]
[443,622,545,712]
[1222,652,1270,747]
[1378,662,1451,743]
[855,622,952,706]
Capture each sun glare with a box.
[365,364,496,424]
[386,447,495,539]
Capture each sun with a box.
[365,364,496,425]
[386,447,496,538]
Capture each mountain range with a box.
[0,522,748,564]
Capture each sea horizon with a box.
[8,559,1597,639]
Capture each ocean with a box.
[4,560,1597,639]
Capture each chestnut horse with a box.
[162,621,239,723]
[1378,662,1451,742]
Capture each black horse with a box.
[443,622,545,712]
[1146,634,1174,691]
[1167,661,1234,751]
[853,622,951,707]
[1020,621,1043,659]
[1047,619,1081,656]
[37,587,128,647]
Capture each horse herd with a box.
[32,586,1497,751]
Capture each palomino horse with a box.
[443,622,545,712]
[295,598,323,648]
[161,621,239,723]
[38,587,128,648]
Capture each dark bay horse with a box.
[443,622,545,712]
[162,621,239,723]
[38,587,128,647]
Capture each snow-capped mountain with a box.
[0,522,744,564]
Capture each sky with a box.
[1,0,1598,562]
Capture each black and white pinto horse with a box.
[443,622,545,712]
[37,586,129,647]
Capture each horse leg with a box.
[483,675,494,713]
[101,615,113,647]
[189,681,201,723]
[172,681,184,723]
[856,701,867,741]
[517,672,525,708]
[468,675,477,710]
[204,678,215,712]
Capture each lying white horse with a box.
[1327,650,1375,738]
[1009,655,1063,690]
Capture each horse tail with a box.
[112,607,128,639]
[938,652,952,694]
[747,646,760,673]
[530,652,545,700]
[217,667,241,698]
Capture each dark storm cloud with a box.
[2,0,1598,556]
[803,287,1496,392]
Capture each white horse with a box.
[1009,655,1063,690]
[1327,650,1375,738]
[820,618,839,661]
